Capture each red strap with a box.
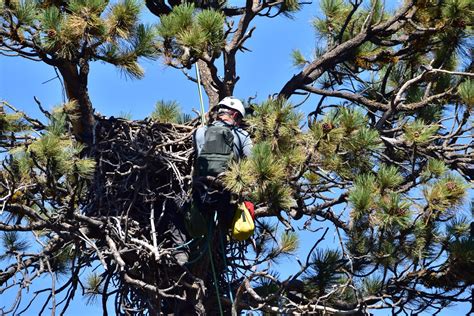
[243,201,255,220]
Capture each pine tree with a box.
[1,0,473,315]
[1,0,158,143]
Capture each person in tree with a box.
[171,97,252,266]
[192,96,252,219]
[195,96,253,170]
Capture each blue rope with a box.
[184,238,209,266]
[170,237,195,250]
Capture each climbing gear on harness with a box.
[231,202,255,241]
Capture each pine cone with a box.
[322,122,333,132]
[47,29,57,38]
[446,182,457,192]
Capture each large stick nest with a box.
[86,117,196,223]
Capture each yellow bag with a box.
[231,202,255,241]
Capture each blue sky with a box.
[0,1,472,315]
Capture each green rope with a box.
[195,62,206,126]
[219,230,234,304]
[208,242,224,316]
[208,212,224,316]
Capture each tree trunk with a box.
[197,60,221,108]
[57,61,95,145]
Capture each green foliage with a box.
[279,231,299,254]
[313,0,350,38]
[226,142,296,210]
[304,249,343,296]
[458,79,474,108]
[376,165,403,191]
[223,159,254,194]
[337,107,367,134]
[74,158,97,179]
[150,100,192,124]
[362,276,383,296]
[40,6,62,32]
[310,108,381,179]
[345,231,370,259]
[422,158,448,179]
[134,24,158,58]
[314,0,387,44]
[157,4,224,61]
[10,105,96,181]
[253,220,277,256]
[8,0,158,76]
[446,237,474,284]
[9,151,33,180]
[415,105,444,123]
[403,120,439,145]
[226,99,305,211]
[49,244,74,274]
[108,0,141,39]
[424,175,468,213]
[441,0,473,24]
[157,3,195,38]
[365,0,384,24]
[47,107,68,136]
[320,0,347,19]
[178,28,207,52]
[346,126,380,151]
[258,181,296,213]
[118,111,133,120]
[85,272,104,305]
[248,98,304,154]
[68,0,108,15]
[0,232,29,259]
[349,173,377,213]
[350,168,410,229]
[0,111,27,134]
[374,240,396,267]
[445,216,470,240]
[233,142,296,211]
[13,0,38,25]
[177,113,193,124]
[280,0,301,14]
[251,142,286,185]
[374,192,411,229]
[151,100,181,123]
[291,49,306,68]
[407,221,441,262]
[196,9,225,50]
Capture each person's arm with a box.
[194,126,206,156]
[239,131,253,158]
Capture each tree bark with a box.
[57,61,95,145]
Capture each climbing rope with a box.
[219,229,235,304]
[208,212,224,316]
[195,62,206,126]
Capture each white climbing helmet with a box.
[218,96,245,117]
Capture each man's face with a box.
[218,109,241,125]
